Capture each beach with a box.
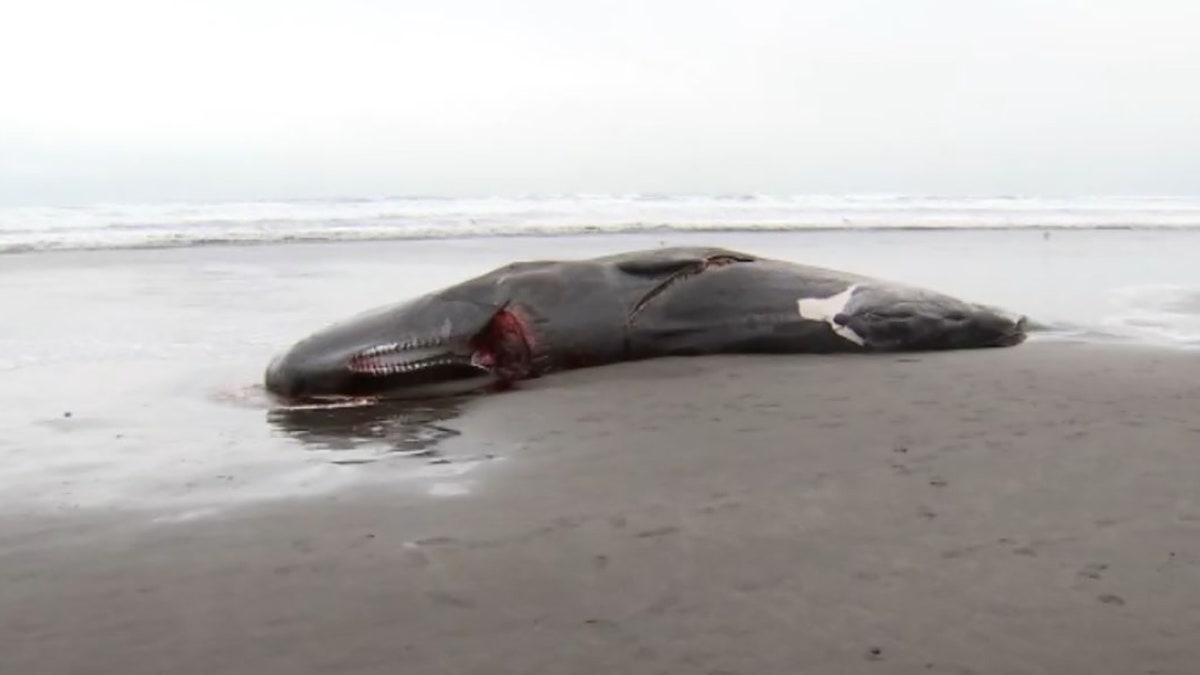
[4,343,1200,674]
[3,232,1200,673]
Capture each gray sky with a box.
[2,0,1198,205]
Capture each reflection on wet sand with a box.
[266,397,474,464]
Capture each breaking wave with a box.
[5,194,1200,254]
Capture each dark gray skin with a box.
[264,247,1027,402]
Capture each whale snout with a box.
[264,351,306,400]
[263,346,355,401]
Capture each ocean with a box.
[5,194,1200,253]
[3,196,1199,514]
[5,194,1200,346]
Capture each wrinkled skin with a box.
[264,247,1027,401]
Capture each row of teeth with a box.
[350,356,471,376]
[358,338,446,357]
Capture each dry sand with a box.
[3,342,1200,674]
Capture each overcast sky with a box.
[1,0,1198,205]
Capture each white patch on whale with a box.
[796,285,866,346]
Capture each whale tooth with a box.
[352,349,474,376]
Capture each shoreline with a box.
[6,222,1200,258]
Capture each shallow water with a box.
[2,229,1198,513]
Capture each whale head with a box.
[264,295,534,402]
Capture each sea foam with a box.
[4,194,1200,253]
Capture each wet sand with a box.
[4,342,1200,674]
